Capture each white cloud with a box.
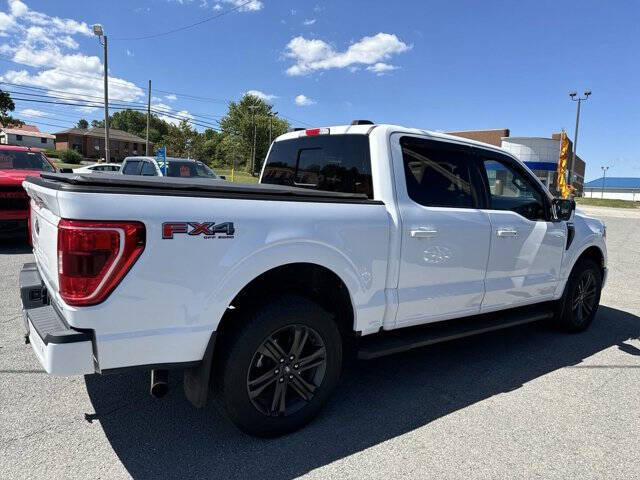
[294,94,315,106]
[366,62,399,75]
[165,93,177,101]
[126,49,134,57]
[302,18,316,26]
[213,4,223,11]
[221,0,263,11]
[152,102,193,126]
[285,32,410,76]
[8,0,28,17]
[0,1,143,106]
[20,108,45,117]
[246,89,277,101]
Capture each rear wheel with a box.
[217,295,342,437]
[555,258,602,332]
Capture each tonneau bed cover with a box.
[25,173,379,204]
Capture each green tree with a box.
[109,109,169,146]
[0,90,23,127]
[91,119,104,128]
[160,119,199,158]
[218,94,289,173]
[76,119,89,129]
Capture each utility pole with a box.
[568,90,591,191]
[248,105,259,175]
[93,24,109,163]
[601,166,609,199]
[269,111,278,146]
[146,80,151,155]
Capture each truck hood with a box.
[0,169,42,186]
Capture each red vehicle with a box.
[0,146,56,240]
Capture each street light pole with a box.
[248,105,259,175]
[568,89,591,192]
[601,166,609,199]
[93,24,109,163]
[146,80,151,155]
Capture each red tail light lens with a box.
[57,220,145,306]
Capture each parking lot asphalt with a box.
[1,205,639,480]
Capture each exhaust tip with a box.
[150,369,169,398]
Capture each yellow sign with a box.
[557,131,573,198]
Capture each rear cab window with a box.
[261,134,373,198]
[122,160,141,175]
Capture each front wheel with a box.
[555,258,602,332]
[217,295,342,437]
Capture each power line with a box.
[112,0,253,41]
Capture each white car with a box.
[20,122,606,437]
[72,163,121,173]
[120,156,223,179]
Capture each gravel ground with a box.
[1,205,639,480]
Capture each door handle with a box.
[496,228,518,237]
[410,228,438,238]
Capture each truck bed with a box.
[28,173,381,204]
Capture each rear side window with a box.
[122,160,140,175]
[400,137,478,208]
[262,134,373,198]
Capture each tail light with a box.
[57,220,145,306]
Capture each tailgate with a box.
[23,179,60,291]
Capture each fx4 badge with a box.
[162,222,235,239]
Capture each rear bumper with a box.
[19,262,95,376]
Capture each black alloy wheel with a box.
[247,325,327,417]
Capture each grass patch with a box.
[575,197,640,209]
[215,169,259,184]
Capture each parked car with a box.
[120,156,223,179]
[0,145,56,239]
[73,163,121,174]
[19,123,606,437]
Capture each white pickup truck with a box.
[19,122,607,437]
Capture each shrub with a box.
[43,148,60,159]
[58,149,83,165]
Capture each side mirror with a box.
[551,198,575,222]
[218,175,226,180]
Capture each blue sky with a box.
[0,0,638,181]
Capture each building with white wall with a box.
[0,124,55,149]
[583,177,640,201]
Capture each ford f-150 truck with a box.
[18,123,607,437]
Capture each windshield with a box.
[0,150,55,172]
[166,160,217,178]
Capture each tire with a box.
[217,294,342,437]
[555,258,602,332]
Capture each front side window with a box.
[122,160,140,175]
[480,157,546,221]
[400,137,477,208]
[262,134,373,198]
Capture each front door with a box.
[476,151,566,311]
[391,135,492,328]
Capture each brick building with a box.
[447,128,586,195]
[54,127,151,162]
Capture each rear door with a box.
[391,135,492,327]
[475,149,565,310]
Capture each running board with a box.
[357,304,554,360]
